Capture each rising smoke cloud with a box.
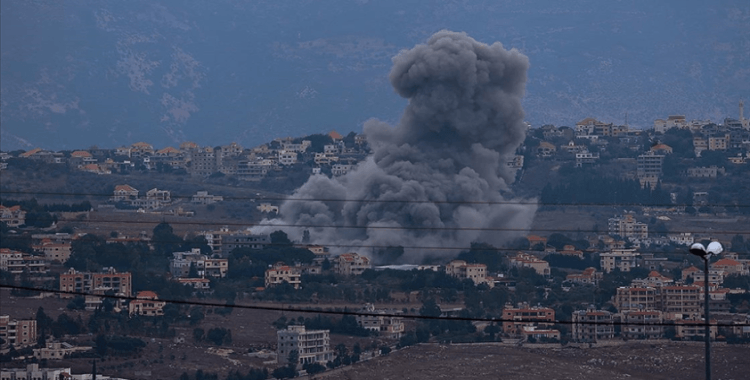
[272,30,536,263]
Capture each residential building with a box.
[277,325,332,367]
[265,263,301,289]
[575,150,599,167]
[130,188,171,209]
[668,233,694,246]
[536,142,556,158]
[0,249,48,275]
[445,260,493,287]
[218,231,270,256]
[713,257,748,276]
[600,249,640,273]
[566,267,602,285]
[687,166,725,178]
[129,291,166,316]
[177,277,211,290]
[59,267,132,299]
[612,286,658,312]
[334,253,371,276]
[171,248,228,278]
[631,271,674,288]
[571,307,614,342]
[649,144,673,155]
[0,315,37,348]
[608,213,648,240]
[356,303,405,339]
[636,151,664,186]
[675,319,717,340]
[33,239,72,263]
[508,252,550,276]
[257,203,280,213]
[331,164,354,176]
[191,191,223,204]
[0,364,73,380]
[501,302,555,335]
[278,150,298,165]
[661,285,701,319]
[0,205,26,227]
[708,134,729,151]
[130,142,154,157]
[621,310,664,339]
[33,342,92,360]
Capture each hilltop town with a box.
[2,105,750,379]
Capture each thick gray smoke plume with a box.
[273,30,536,263]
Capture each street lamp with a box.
[688,241,723,380]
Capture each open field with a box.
[318,342,750,380]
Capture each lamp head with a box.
[707,241,723,256]
[689,243,707,258]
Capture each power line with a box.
[2,190,750,209]
[2,284,745,328]
[6,215,750,236]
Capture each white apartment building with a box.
[600,249,640,273]
[265,263,302,289]
[277,325,332,367]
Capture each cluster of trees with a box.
[540,168,671,207]
[193,327,233,345]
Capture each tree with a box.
[270,230,292,247]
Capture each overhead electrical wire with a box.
[1,284,746,328]
[2,189,750,209]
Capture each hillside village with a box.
[2,105,750,379]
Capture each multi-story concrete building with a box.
[217,231,270,256]
[636,151,664,186]
[170,248,228,278]
[600,249,640,273]
[612,286,658,312]
[571,307,614,342]
[0,249,48,275]
[608,214,648,240]
[356,303,405,339]
[661,285,701,319]
[59,267,132,299]
[277,325,332,367]
[265,263,301,289]
[334,253,371,276]
[0,315,37,348]
[675,319,717,340]
[501,302,556,336]
[621,310,664,340]
[0,364,72,380]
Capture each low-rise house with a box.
[257,203,279,213]
[0,205,26,227]
[334,253,371,276]
[536,142,556,158]
[502,302,555,336]
[631,271,674,288]
[129,291,166,316]
[0,315,37,348]
[191,191,223,204]
[112,184,139,202]
[508,252,550,276]
[566,267,601,285]
[177,277,211,290]
[687,166,725,178]
[331,163,354,176]
[216,230,270,255]
[0,248,48,275]
[356,303,405,339]
[445,260,494,287]
[277,325,332,367]
[713,257,748,276]
[34,342,92,360]
[34,239,72,263]
[265,263,301,289]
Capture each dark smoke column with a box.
[279,30,536,263]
